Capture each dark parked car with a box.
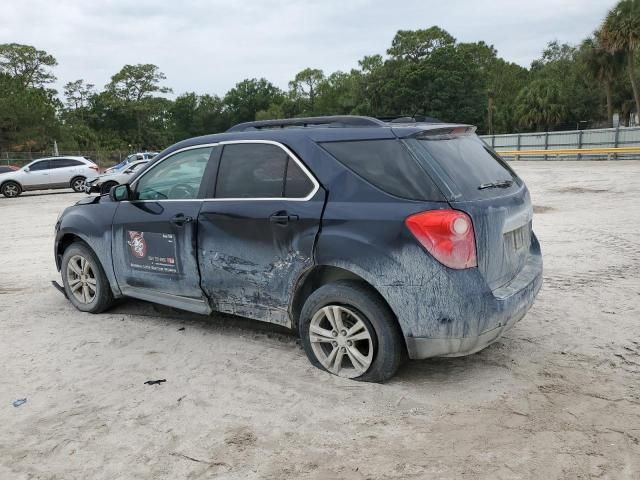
[54,116,542,382]
[0,165,19,174]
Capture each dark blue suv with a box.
[54,116,542,382]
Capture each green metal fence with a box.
[480,126,640,160]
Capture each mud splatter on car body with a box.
[55,116,542,360]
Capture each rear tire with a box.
[100,181,118,195]
[1,181,22,198]
[70,176,86,193]
[61,242,114,313]
[299,280,405,383]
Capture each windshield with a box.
[403,134,521,201]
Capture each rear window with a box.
[285,160,314,198]
[404,134,520,200]
[51,158,83,168]
[320,139,443,201]
[214,143,315,199]
[216,143,286,198]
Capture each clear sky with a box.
[0,0,617,97]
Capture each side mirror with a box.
[109,184,131,202]
[23,167,30,172]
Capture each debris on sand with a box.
[533,205,555,214]
[144,379,166,386]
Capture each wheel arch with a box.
[290,265,405,344]
[56,233,86,269]
[1,178,22,192]
[100,180,119,194]
[55,231,122,298]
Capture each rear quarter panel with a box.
[308,145,459,338]
[316,197,535,340]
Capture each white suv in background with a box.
[0,156,99,198]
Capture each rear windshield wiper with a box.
[478,180,513,190]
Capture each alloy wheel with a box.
[66,254,97,304]
[309,305,374,378]
[3,184,19,197]
[72,178,85,192]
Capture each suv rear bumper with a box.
[405,291,533,358]
[403,241,543,359]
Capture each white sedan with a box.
[84,160,150,194]
[0,157,99,198]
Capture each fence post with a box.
[516,133,521,161]
[544,132,549,161]
[577,130,583,161]
[613,125,620,160]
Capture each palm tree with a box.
[582,35,625,126]
[600,0,640,120]
[515,79,566,131]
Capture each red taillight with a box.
[89,165,99,171]
[405,209,477,269]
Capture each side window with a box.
[135,147,212,200]
[215,143,287,198]
[29,160,50,171]
[285,159,314,198]
[51,159,83,169]
[321,139,444,201]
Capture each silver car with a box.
[0,157,99,198]
[103,152,158,174]
[85,160,150,194]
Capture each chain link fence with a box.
[0,151,127,169]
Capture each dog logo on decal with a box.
[127,231,147,258]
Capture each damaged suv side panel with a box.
[54,116,543,382]
[197,139,325,327]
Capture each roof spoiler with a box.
[408,125,477,139]
[378,115,443,124]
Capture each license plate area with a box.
[505,222,531,252]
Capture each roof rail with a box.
[226,115,386,132]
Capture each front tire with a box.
[61,242,114,313]
[100,181,118,195]
[1,181,22,198]
[299,281,405,383]
[71,176,86,193]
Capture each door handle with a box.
[269,212,299,225]
[170,214,193,226]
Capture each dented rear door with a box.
[197,141,324,327]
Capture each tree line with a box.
[0,0,639,155]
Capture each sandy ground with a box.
[0,161,639,480]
